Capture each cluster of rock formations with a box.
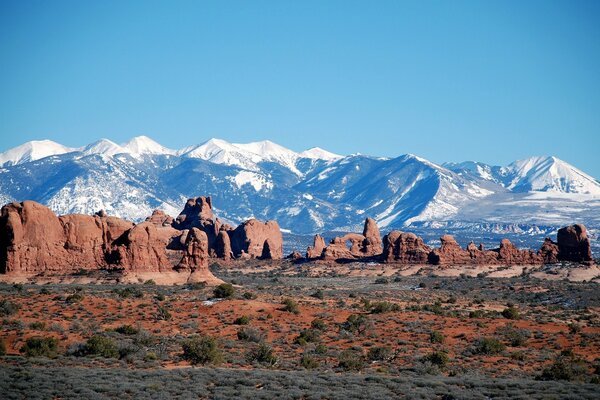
[0,196,283,284]
[305,218,594,266]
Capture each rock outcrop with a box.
[0,200,219,284]
[382,231,431,263]
[318,218,384,261]
[145,210,174,227]
[557,224,593,263]
[306,234,326,259]
[362,217,383,256]
[229,219,283,259]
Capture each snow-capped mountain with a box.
[0,137,598,235]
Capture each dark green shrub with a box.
[369,301,400,314]
[282,298,300,314]
[155,305,172,320]
[246,343,277,366]
[472,337,506,355]
[311,289,324,299]
[115,324,139,335]
[497,324,530,347]
[114,287,144,299]
[29,321,46,331]
[84,335,119,358]
[315,343,328,355]
[367,346,392,361]
[181,335,223,365]
[423,350,449,367]
[65,293,85,304]
[0,299,20,317]
[143,279,156,285]
[20,336,58,358]
[300,353,320,369]
[502,306,520,320]
[469,310,485,318]
[242,292,256,300]
[237,327,264,343]
[213,283,234,299]
[374,277,389,284]
[294,329,320,345]
[310,318,326,331]
[338,349,364,371]
[233,315,250,325]
[540,354,588,381]
[341,314,370,335]
[429,331,445,344]
[0,340,5,356]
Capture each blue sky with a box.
[1,0,599,176]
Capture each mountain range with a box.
[0,136,599,238]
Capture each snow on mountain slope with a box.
[0,140,76,166]
[81,139,126,157]
[122,135,176,156]
[499,156,600,195]
[299,147,342,161]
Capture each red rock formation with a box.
[382,231,431,263]
[539,238,559,264]
[0,200,220,284]
[230,219,283,259]
[557,224,593,263]
[173,196,214,230]
[145,210,174,227]
[215,229,233,260]
[306,234,326,259]
[362,217,383,256]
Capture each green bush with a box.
[29,321,46,331]
[0,340,5,356]
[502,306,520,320]
[369,301,400,314]
[540,354,588,381]
[338,349,364,371]
[282,298,300,314]
[242,291,256,300]
[341,314,370,335]
[367,346,392,361]
[233,315,250,325]
[423,350,449,367]
[310,318,326,331]
[472,337,506,355]
[310,289,324,299]
[115,324,139,335]
[497,324,530,347]
[0,299,20,317]
[429,331,445,344]
[84,335,119,358]
[181,335,223,365]
[213,283,235,299]
[294,329,320,345]
[246,343,277,366]
[113,287,144,299]
[237,327,264,343]
[155,305,172,321]
[20,336,58,358]
[300,353,320,369]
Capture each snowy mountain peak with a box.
[121,135,175,156]
[81,139,126,157]
[299,147,343,161]
[502,156,600,195]
[0,139,75,166]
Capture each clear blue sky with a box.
[1,0,599,176]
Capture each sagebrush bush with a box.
[282,298,300,314]
[472,337,506,355]
[338,349,364,371]
[0,299,20,317]
[213,283,235,299]
[84,335,119,358]
[20,336,58,358]
[246,343,277,366]
[181,335,223,365]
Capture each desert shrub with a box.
[300,353,320,369]
[29,321,46,331]
[246,343,277,366]
[233,315,250,325]
[0,299,20,317]
[20,336,58,358]
[338,349,364,371]
[422,302,444,315]
[181,335,223,365]
[242,291,256,300]
[237,327,264,343]
[472,337,506,355]
[341,314,370,335]
[502,306,520,320]
[155,305,172,321]
[294,329,320,345]
[367,346,392,361]
[114,287,143,299]
[213,283,234,299]
[65,293,85,304]
[115,324,139,335]
[469,310,485,318]
[568,323,582,334]
[374,277,389,284]
[315,343,328,355]
[84,335,119,358]
[540,352,588,381]
[311,289,324,299]
[423,350,449,367]
[369,301,400,314]
[310,318,326,331]
[497,324,530,347]
[282,298,300,314]
[0,340,5,356]
[511,351,526,361]
[143,279,156,285]
[429,331,445,344]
